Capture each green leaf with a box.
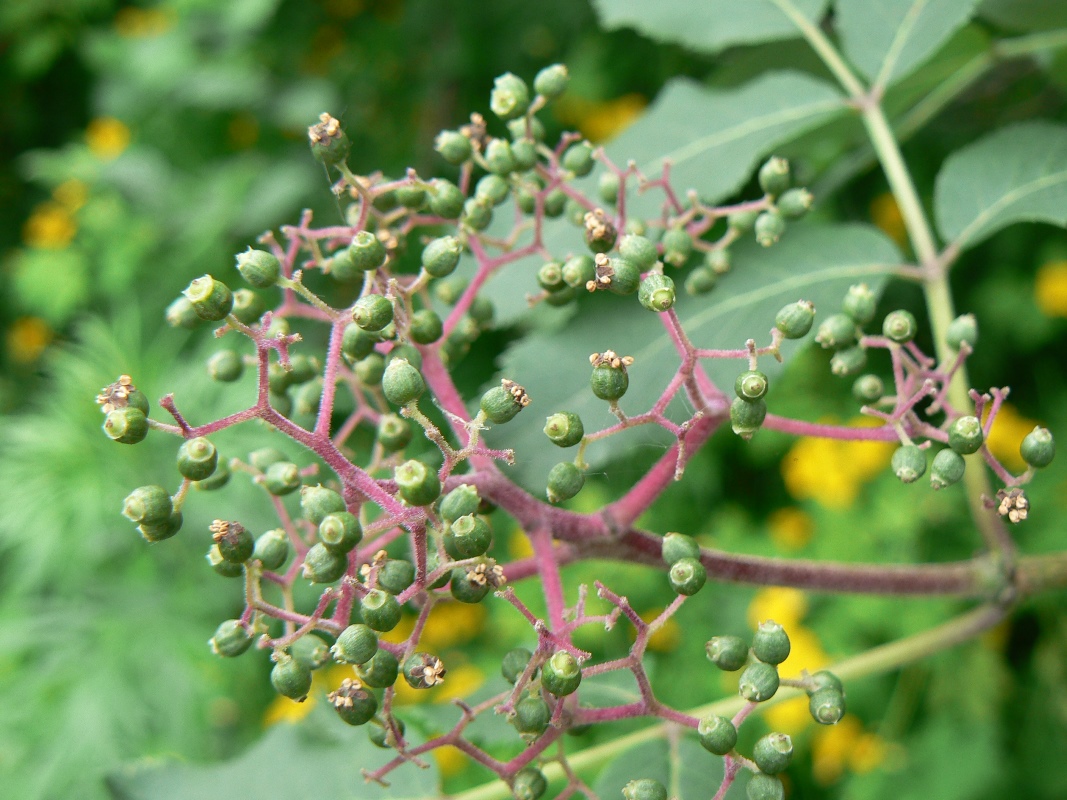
[592,0,829,54]
[977,0,1067,32]
[592,738,740,800]
[934,121,1067,250]
[106,710,439,800]
[836,0,979,88]
[492,223,900,489]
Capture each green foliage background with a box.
[2,1,1067,799]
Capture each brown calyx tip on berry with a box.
[209,518,246,542]
[500,378,531,408]
[308,112,342,145]
[97,374,137,414]
[469,561,507,588]
[419,657,447,687]
[328,677,368,708]
[587,253,615,292]
[589,350,634,370]
[996,488,1029,523]
[460,113,488,152]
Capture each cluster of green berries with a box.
[499,645,582,746]
[661,532,708,596]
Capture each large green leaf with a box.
[934,121,1067,250]
[491,224,901,489]
[977,0,1067,32]
[836,0,979,88]
[592,0,829,54]
[592,738,740,800]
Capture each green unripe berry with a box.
[302,542,348,583]
[449,514,493,558]
[382,358,425,406]
[353,294,394,331]
[434,130,472,165]
[230,289,265,325]
[735,370,769,401]
[122,485,172,526]
[235,248,280,288]
[250,447,288,472]
[329,678,378,726]
[462,196,494,230]
[138,511,183,542]
[662,227,693,267]
[378,558,416,595]
[301,484,346,526]
[883,309,918,343]
[853,373,884,404]
[754,209,785,247]
[357,648,399,688]
[706,248,731,275]
[395,459,440,506]
[544,411,584,448]
[332,624,378,666]
[705,635,749,671]
[622,778,667,800]
[512,139,538,171]
[206,544,242,577]
[210,619,254,658]
[268,361,295,394]
[1021,426,1055,468]
[213,520,253,564]
[946,313,978,351]
[562,255,596,288]
[271,653,312,701]
[662,532,700,565]
[758,156,790,196]
[513,692,551,738]
[508,116,545,141]
[816,312,857,350]
[775,300,816,339]
[440,485,480,524]
[777,187,814,218]
[537,261,565,293]
[843,283,877,325]
[512,766,548,800]
[368,717,405,748]
[183,275,234,321]
[807,670,844,694]
[386,343,423,368]
[930,448,966,490]
[483,139,517,176]
[752,620,790,665]
[563,141,595,176]
[738,661,780,702]
[830,345,867,376]
[598,172,621,205]
[194,459,230,491]
[728,208,760,233]
[372,188,399,212]
[396,183,427,209]
[450,565,493,603]
[698,715,738,755]
[104,406,149,444]
[402,652,447,690]
[166,296,200,328]
[534,63,568,98]
[308,113,349,166]
[480,379,530,424]
[668,557,707,596]
[291,634,331,671]
[685,265,718,296]
[421,236,463,278]
[476,174,510,206]
[620,234,658,270]
[501,647,534,684]
[354,353,385,386]
[262,461,301,495]
[746,773,785,800]
[490,72,530,121]
[891,445,927,484]
[638,273,676,312]
[467,296,494,327]
[948,415,984,455]
[361,589,402,632]
[594,255,639,295]
[809,687,846,724]
[319,511,362,553]
[546,461,584,504]
[342,324,376,363]
[253,528,290,570]
[753,732,793,774]
[730,396,767,440]
[377,413,413,452]
[590,357,630,401]
[541,650,582,696]
[428,179,465,219]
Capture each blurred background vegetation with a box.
[1,1,1066,798]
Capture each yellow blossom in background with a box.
[114,7,174,37]
[747,586,809,630]
[764,695,813,736]
[767,507,814,551]
[639,608,681,653]
[812,714,889,784]
[983,402,1038,473]
[870,192,908,249]
[23,202,76,249]
[432,744,470,778]
[556,93,647,144]
[86,117,130,160]
[1035,260,1067,317]
[52,179,88,212]
[508,528,535,560]
[781,418,894,509]
[419,602,487,649]
[6,317,54,363]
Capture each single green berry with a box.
[249,447,288,472]
[662,227,693,267]
[946,313,978,351]
[448,514,493,558]
[235,248,280,288]
[490,72,530,121]
[754,209,785,247]
[396,183,427,209]
[758,156,790,196]
[546,461,584,504]
[378,558,416,595]
[830,345,867,377]
[705,635,749,672]
[138,511,183,543]
[476,174,510,206]
[775,300,815,339]
[450,562,501,603]
[807,670,844,695]
[211,519,253,564]
[122,485,172,526]
[753,732,793,775]
[730,397,767,440]
[104,407,149,444]
[738,661,779,702]
[206,544,242,577]
[537,262,566,292]
[357,648,400,688]
[735,370,769,402]
[816,313,857,350]
[308,112,349,167]
[809,687,846,724]
[777,187,814,218]
[395,459,440,507]
[513,692,551,738]
[508,116,545,141]
[333,624,378,665]
[402,652,447,690]
[318,511,362,554]
[638,273,676,312]
[543,411,584,448]
[428,179,465,219]
[542,650,582,697]
[483,139,517,176]
[440,485,480,524]
[512,139,538,171]
[231,289,265,324]
[329,678,378,725]
[354,353,386,386]
[1021,426,1055,468]
[377,413,413,452]
[622,779,667,800]
[421,235,462,278]
[353,294,394,331]
[361,589,402,632]
[746,773,784,800]
[434,130,472,165]
[853,374,884,404]
[930,448,966,490]
[263,461,301,495]
[590,351,631,401]
[372,188,398,212]
[662,532,700,565]
[563,141,595,176]
[698,714,738,755]
[183,275,234,321]
[883,309,918,343]
[468,296,494,327]
[291,634,331,671]
[948,415,984,455]
[598,172,621,205]
[271,653,313,701]
[481,379,530,424]
[166,296,200,328]
[534,63,568,98]
[668,557,707,596]
[342,324,377,363]
[620,234,658,270]
[752,621,790,665]
[728,208,760,233]
[195,459,230,491]
[562,255,596,289]
[368,717,406,748]
[705,248,731,275]
[501,647,534,684]
[300,484,346,526]
[386,342,423,368]
[891,445,927,484]
[512,766,548,800]
[254,528,290,571]
[210,619,254,658]
[382,358,425,406]
[302,542,347,583]
[843,283,877,325]
[685,265,718,296]
[462,196,494,230]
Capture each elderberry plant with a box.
[96,12,1067,798]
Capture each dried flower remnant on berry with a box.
[584,208,617,253]
[589,350,634,370]
[96,375,142,414]
[996,488,1029,523]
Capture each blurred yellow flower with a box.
[812,714,889,784]
[870,192,908,249]
[53,179,88,212]
[747,586,809,630]
[781,418,894,509]
[433,744,470,777]
[1035,260,1067,317]
[23,202,76,249]
[86,117,130,160]
[6,317,54,363]
[114,7,174,37]
[764,696,812,736]
[509,528,534,560]
[639,607,681,653]
[556,93,647,144]
[419,602,487,649]
[983,402,1038,473]
[767,507,814,551]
